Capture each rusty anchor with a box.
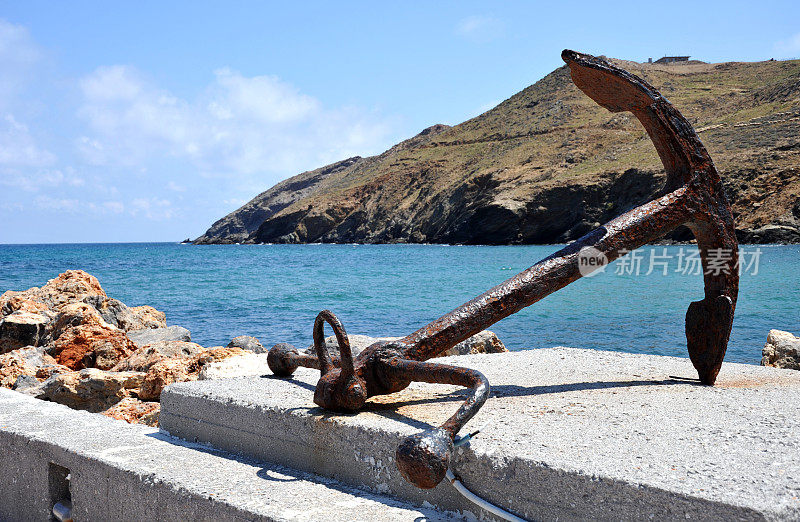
[267,50,739,490]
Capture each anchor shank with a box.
[399,187,692,361]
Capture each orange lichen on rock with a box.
[196,346,248,366]
[129,306,167,330]
[0,354,34,388]
[0,293,50,316]
[138,346,248,400]
[139,357,198,400]
[40,270,107,309]
[102,397,160,427]
[53,323,137,370]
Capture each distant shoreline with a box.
[2,240,799,247]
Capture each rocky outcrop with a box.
[138,346,248,400]
[101,397,160,427]
[0,346,52,388]
[227,335,266,353]
[53,323,137,370]
[196,59,800,246]
[28,368,145,412]
[0,270,239,427]
[127,326,191,348]
[761,330,800,369]
[0,311,52,351]
[139,358,196,401]
[1,272,510,426]
[193,156,365,244]
[112,340,203,372]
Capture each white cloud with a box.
[34,195,80,212]
[76,65,395,179]
[102,201,124,214]
[33,194,124,215]
[1,166,84,192]
[455,16,504,41]
[0,22,57,183]
[0,114,55,167]
[166,181,186,192]
[130,197,173,220]
[774,32,800,59]
[209,68,319,123]
[0,19,40,108]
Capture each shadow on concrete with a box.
[144,430,440,518]
[257,370,700,431]
[361,377,696,431]
[262,374,317,392]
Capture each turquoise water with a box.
[0,243,797,364]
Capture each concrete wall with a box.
[0,388,452,522]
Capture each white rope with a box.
[445,469,528,522]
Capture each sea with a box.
[0,243,797,365]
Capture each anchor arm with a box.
[380,356,489,489]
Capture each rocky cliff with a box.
[195,58,800,245]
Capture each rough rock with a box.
[127,326,191,349]
[112,340,204,372]
[0,270,257,425]
[11,374,40,391]
[441,330,508,356]
[0,347,46,388]
[761,329,800,369]
[2,345,50,368]
[305,330,507,358]
[129,305,167,330]
[0,293,49,317]
[82,296,167,331]
[0,270,106,318]
[52,323,137,370]
[38,270,107,309]
[35,363,72,380]
[101,397,160,426]
[199,353,270,380]
[196,346,249,366]
[0,311,52,352]
[82,296,137,330]
[0,358,31,389]
[227,335,266,354]
[51,302,114,340]
[139,358,197,401]
[139,346,248,400]
[32,368,144,412]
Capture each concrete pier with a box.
[161,348,800,521]
[0,388,455,521]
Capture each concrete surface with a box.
[0,388,459,521]
[161,348,800,521]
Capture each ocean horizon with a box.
[1,242,797,365]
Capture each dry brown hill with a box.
[195,57,800,245]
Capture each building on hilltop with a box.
[650,56,690,64]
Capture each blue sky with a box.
[1,1,798,243]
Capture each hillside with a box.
[195,57,800,245]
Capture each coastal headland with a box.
[196,58,800,246]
